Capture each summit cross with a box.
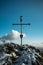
[12,16,30,46]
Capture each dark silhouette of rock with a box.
[0,43,43,65]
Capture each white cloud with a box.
[0,30,26,41]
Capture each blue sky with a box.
[0,0,43,45]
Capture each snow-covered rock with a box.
[0,43,43,65]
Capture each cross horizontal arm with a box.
[12,23,30,25]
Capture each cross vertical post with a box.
[20,16,23,46]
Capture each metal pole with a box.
[21,22,22,46]
[20,16,23,46]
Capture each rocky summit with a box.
[0,43,43,65]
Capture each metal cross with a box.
[12,16,30,46]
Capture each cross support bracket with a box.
[20,34,23,38]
